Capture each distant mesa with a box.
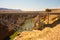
[0,8,22,13]
[0,8,9,10]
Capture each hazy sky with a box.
[0,0,60,11]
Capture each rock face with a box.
[0,14,36,40]
[33,14,60,30]
[14,24,60,40]
[0,23,15,40]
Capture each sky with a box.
[0,0,60,11]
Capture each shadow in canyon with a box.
[44,18,60,28]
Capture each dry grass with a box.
[14,24,60,40]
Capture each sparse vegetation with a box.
[10,31,19,40]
